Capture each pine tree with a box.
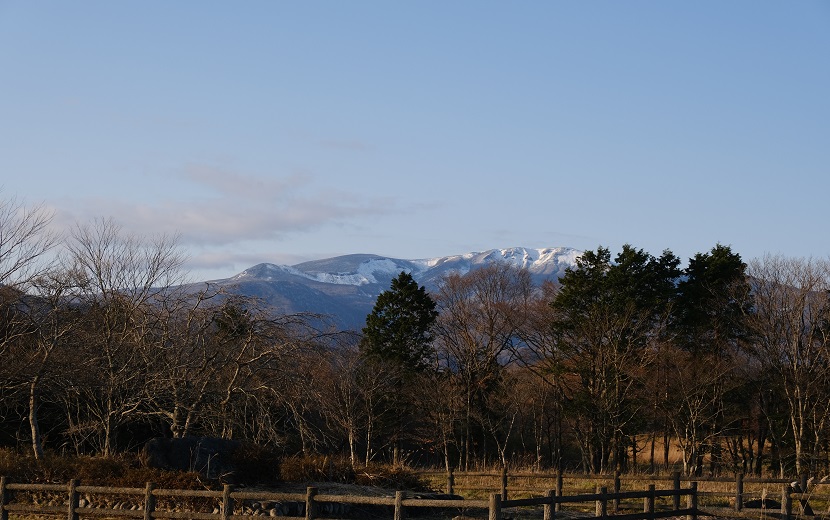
[550,244,681,472]
[361,271,437,372]
[360,271,437,465]
[671,243,752,355]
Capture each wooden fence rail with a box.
[0,476,699,520]
[493,483,698,520]
[418,469,830,520]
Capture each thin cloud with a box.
[48,165,409,249]
[183,250,316,279]
[180,164,313,201]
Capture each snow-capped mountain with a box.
[205,247,581,331]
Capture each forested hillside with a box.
[2,197,830,479]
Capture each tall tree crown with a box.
[671,243,752,353]
[361,271,438,371]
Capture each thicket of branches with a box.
[2,196,830,479]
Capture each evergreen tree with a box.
[361,271,438,372]
[360,271,437,465]
[666,243,752,475]
[550,244,681,472]
[671,243,752,354]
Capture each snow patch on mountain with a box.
[231,246,581,287]
[231,263,305,281]
[211,246,583,330]
[486,247,578,271]
[233,257,422,286]
[413,246,581,275]
[310,258,411,286]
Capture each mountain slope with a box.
[203,247,581,331]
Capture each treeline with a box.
[1,197,830,479]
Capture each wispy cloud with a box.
[180,164,313,201]
[50,164,405,249]
[179,250,316,280]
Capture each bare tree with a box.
[747,254,830,475]
[0,196,57,363]
[317,347,366,465]
[0,195,57,289]
[18,265,86,458]
[433,263,534,469]
[0,196,60,456]
[513,281,567,469]
[141,287,225,439]
[661,344,739,476]
[65,218,186,455]
[415,366,463,471]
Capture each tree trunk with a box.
[348,426,356,467]
[365,417,373,466]
[29,378,44,460]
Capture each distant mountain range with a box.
[197,247,582,331]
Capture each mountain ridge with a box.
[201,246,582,331]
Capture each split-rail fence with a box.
[0,475,698,520]
[418,468,824,520]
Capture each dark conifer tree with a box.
[667,243,753,475]
[550,244,681,472]
[671,243,752,355]
[361,271,438,372]
[360,271,437,465]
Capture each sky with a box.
[1,2,829,281]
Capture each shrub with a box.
[118,467,208,489]
[279,454,355,483]
[279,454,428,491]
[226,442,281,486]
[0,448,27,477]
[0,449,209,489]
[353,463,428,491]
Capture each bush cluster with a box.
[279,454,427,490]
[0,448,426,492]
[0,448,206,488]
[226,442,281,486]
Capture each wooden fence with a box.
[0,476,698,520]
[418,469,826,519]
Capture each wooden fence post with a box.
[555,473,563,512]
[543,489,555,520]
[686,482,697,520]
[781,484,792,520]
[221,484,233,520]
[447,468,454,495]
[394,490,405,520]
[735,473,743,512]
[596,486,607,519]
[67,479,79,520]
[143,482,156,520]
[672,472,681,511]
[489,493,502,520]
[501,467,508,501]
[1,476,9,520]
[644,484,655,518]
[305,487,318,520]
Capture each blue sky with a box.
[1,2,828,281]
